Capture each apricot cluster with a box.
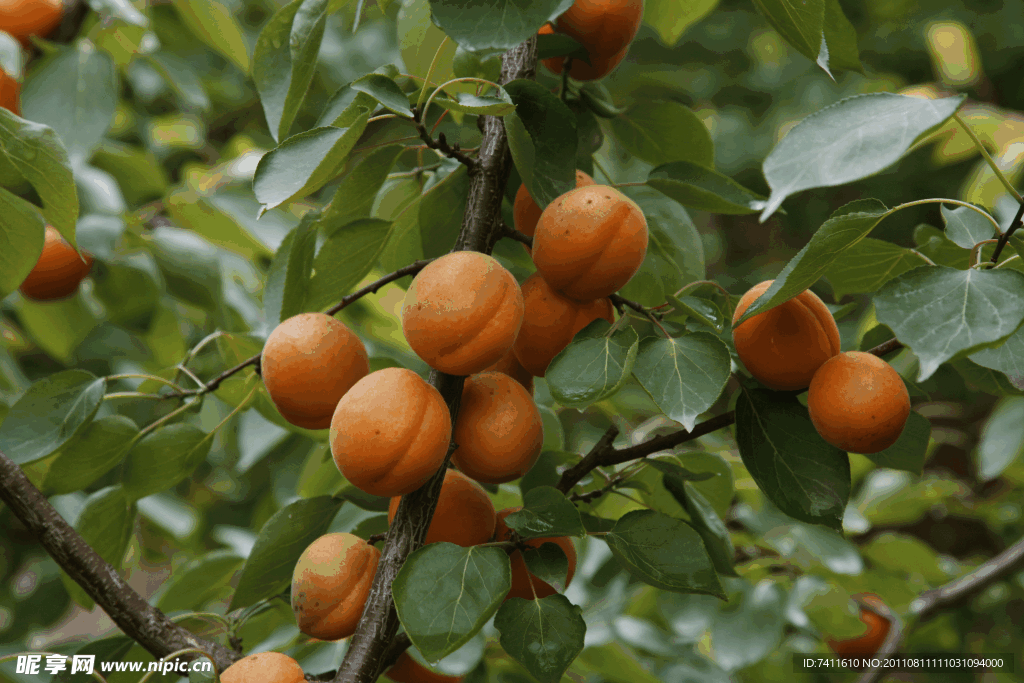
[732,280,910,453]
[538,0,644,81]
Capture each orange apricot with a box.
[221,652,305,683]
[513,170,594,252]
[538,0,643,81]
[495,508,577,601]
[291,532,380,641]
[451,372,544,484]
[19,226,93,301]
[483,347,534,394]
[540,23,631,81]
[330,367,451,497]
[827,594,892,656]
[807,351,911,454]
[402,252,524,376]
[385,652,462,683]
[532,185,648,301]
[0,0,62,47]
[512,272,615,377]
[261,313,370,430]
[0,67,19,115]
[731,280,841,391]
[387,469,496,547]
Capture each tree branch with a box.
[413,114,478,169]
[989,199,1024,265]
[0,450,239,673]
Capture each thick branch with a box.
[0,450,238,673]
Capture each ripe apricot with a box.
[387,469,496,546]
[731,280,841,391]
[483,347,534,394]
[0,67,19,115]
[261,313,370,430]
[221,652,305,683]
[0,0,63,46]
[19,226,93,301]
[512,272,615,377]
[540,23,631,81]
[402,252,524,376]
[291,532,380,641]
[513,170,594,251]
[386,652,462,683]
[532,185,648,301]
[330,367,451,497]
[827,594,891,656]
[495,508,577,601]
[538,0,643,81]
[451,372,544,484]
[808,351,911,454]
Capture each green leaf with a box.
[143,53,210,111]
[823,237,930,300]
[350,73,412,117]
[165,191,274,262]
[546,320,639,408]
[521,543,571,591]
[663,476,737,576]
[975,397,1024,481]
[941,204,996,249]
[820,0,862,74]
[970,325,1024,389]
[875,265,1024,381]
[503,79,578,210]
[667,296,724,332]
[914,223,969,269]
[90,253,162,330]
[316,83,377,128]
[734,387,850,529]
[157,549,243,613]
[761,94,965,219]
[419,165,470,259]
[400,0,458,82]
[428,0,574,52]
[148,226,223,310]
[798,581,866,639]
[88,0,150,26]
[535,31,590,63]
[632,333,731,432]
[263,212,318,328]
[605,509,724,597]
[863,411,931,475]
[647,161,766,214]
[644,0,718,46]
[493,595,586,683]
[0,370,105,466]
[750,0,824,68]
[42,416,138,495]
[65,485,136,609]
[253,114,371,212]
[610,101,713,168]
[306,218,393,310]
[393,544,511,661]
[15,295,100,363]
[0,110,78,244]
[736,199,888,325]
[378,189,424,273]
[710,580,784,671]
[0,186,45,299]
[171,0,250,73]
[504,486,586,538]
[229,495,344,611]
[433,90,517,116]
[253,0,330,142]
[320,144,404,234]
[91,140,169,206]
[122,424,213,500]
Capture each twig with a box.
[412,108,478,169]
[498,221,534,247]
[989,200,1024,265]
[609,293,670,337]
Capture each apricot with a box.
[731,280,841,391]
[513,170,594,251]
[386,652,462,683]
[451,372,544,484]
[330,367,452,497]
[807,351,911,454]
[540,24,631,81]
[532,185,648,301]
[19,226,94,301]
[387,469,496,546]
[495,508,577,601]
[261,313,370,430]
[483,347,534,394]
[0,0,62,46]
[291,532,380,641]
[402,252,524,376]
[220,652,305,683]
[538,0,643,81]
[827,594,891,657]
[512,272,615,377]
[0,67,19,115]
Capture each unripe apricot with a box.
[261,313,370,430]
[388,469,496,547]
[291,532,380,641]
[451,372,544,484]
[532,185,648,301]
[386,652,462,683]
[483,347,534,394]
[19,226,94,301]
[513,170,594,251]
[731,280,841,391]
[0,0,63,47]
[495,508,577,601]
[0,67,19,115]
[808,351,910,454]
[512,272,615,377]
[827,594,891,656]
[221,652,305,683]
[330,368,451,497]
[540,24,631,81]
[402,252,524,376]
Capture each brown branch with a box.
[989,199,1024,265]
[413,113,478,169]
[497,221,533,247]
[0,450,239,673]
